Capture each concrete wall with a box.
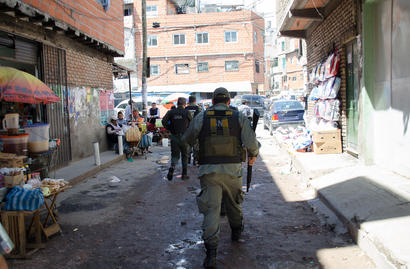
[66,49,114,161]
[362,0,410,177]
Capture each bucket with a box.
[23,123,50,153]
[162,138,169,147]
[0,134,29,156]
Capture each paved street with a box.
[9,125,374,269]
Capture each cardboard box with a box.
[312,129,341,143]
[4,173,24,188]
[313,141,342,154]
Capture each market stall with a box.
[273,50,342,154]
[0,67,70,257]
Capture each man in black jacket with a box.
[185,96,201,165]
[162,97,193,180]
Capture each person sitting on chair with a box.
[117,111,127,126]
[148,102,160,125]
[106,115,130,155]
[129,108,145,130]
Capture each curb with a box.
[273,137,399,268]
[68,155,125,186]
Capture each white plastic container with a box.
[162,138,169,147]
[24,123,50,153]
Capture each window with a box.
[173,34,186,45]
[254,31,258,44]
[273,57,278,67]
[281,41,285,51]
[224,31,237,43]
[96,0,110,11]
[196,32,208,44]
[261,30,265,43]
[282,58,286,69]
[147,35,157,47]
[197,62,209,72]
[150,65,160,75]
[225,60,239,71]
[175,64,189,74]
[146,5,157,17]
[255,60,260,73]
[292,76,297,81]
[124,5,132,16]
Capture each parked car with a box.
[114,98,154,115]
[263,100,305,135]
[232,94,265,118]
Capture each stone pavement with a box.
[286,149,410,269]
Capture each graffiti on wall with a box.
[68,87,101,127]
[99,89,115,126]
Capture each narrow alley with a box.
[8,125,374,269]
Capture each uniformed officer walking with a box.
[162,97,193,180]
[182,88,259,268]
[185,96,201,165]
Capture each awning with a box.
[277,0,342,39]
[147,81,253,93]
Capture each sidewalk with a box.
[285,148,410,268]
[53,151,125,185]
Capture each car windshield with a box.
[241,95,262,107]
[274,101,304,111]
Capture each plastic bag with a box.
[139,134,152,149]
[330,53,340,77]
[5,186,44,211]
[324,99,340,121]
[125,126,141,142]
[324,77,341,99]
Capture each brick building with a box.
[0,0,124,164]
[278,0,410,179]
[278,0,357,154]
[132,0,265,99]
[269,35,307,97]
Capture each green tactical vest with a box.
[198,108,243,164]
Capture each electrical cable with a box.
[311,0,325,20]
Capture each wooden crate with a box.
[1,210,44,258]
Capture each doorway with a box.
[345,40,360,153]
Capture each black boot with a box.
[203,246,217,269]
[231,224,244,241]
[167,166,174,181]
[182,168,189,180]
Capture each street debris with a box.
[73,228,78,232]
[110,176,121,183]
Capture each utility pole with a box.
[141,0,148,120]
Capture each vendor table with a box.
[41,186,70,239]
[0,185,69,258]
